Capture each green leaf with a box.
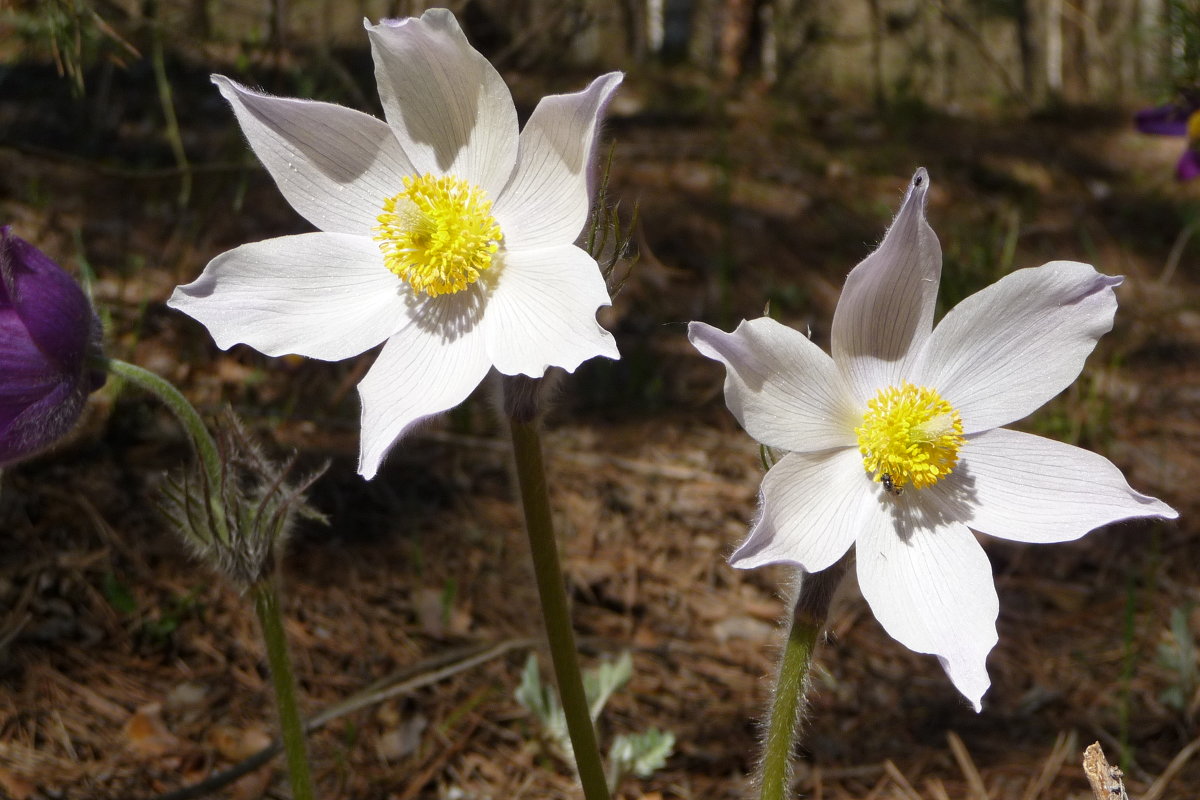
[515,653,553,723]
[584,651,632,722]
[516,650,676,784]
[607,728,675,786]
[514,654,569,751]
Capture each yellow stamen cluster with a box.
[1188,110,1200,146]
[373,173,503,297]
[855,381,965,492]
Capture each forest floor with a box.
[1,44,1199,800]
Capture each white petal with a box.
[493,73,623,250]
[483,245,617,376]
[357,293,491,479]
[857,508,998,711]
[943,428,1178,543]
[688,318,858,452]
[919,261,1121,432]
[168,233,405,360]
[831,168,941,404]
[366,10,518,196]
[212,76,414,236]
[731,448,870,571]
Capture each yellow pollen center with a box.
[855,381,965,492]
[373,173,503,297]
[1188,110,1200,145]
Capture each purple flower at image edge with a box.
[1135,101,1200,181]
[0,227,105,467]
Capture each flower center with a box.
[855,382,965,493]
[373,173,503,297]
[1188,110,1200,146]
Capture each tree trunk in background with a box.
[689,0,717,72]
[1137,0,1162,87]
[718,0,757,81]
[928,1,951,105]
[190,0,211,40]
[1114,0,1137,98]
[1046,0,1064,96]
[619,0,648,62]
[160,0,1173,107]
[761,1,777,85]
[866,0,885,107]
[766,0,815,89]
[1082,0,1100,96]
[269,0,287,49]
[1014,0,1036,97]
[647,0,665,54]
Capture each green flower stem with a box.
[507,414,610,800]
[104,358,314,794]
[758,563,847,800]
[252,576,316,800]
[104,358,229,543]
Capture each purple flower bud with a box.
[0,227,105,466]
[1134,99,1200,182]
[1178,148,1200,182]
[1134,103,1191,137]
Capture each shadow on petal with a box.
[403,278,492,342]
[883,463,979,544]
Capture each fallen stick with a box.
[1083,741,1130,800]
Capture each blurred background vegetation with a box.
[5,0,1196,104]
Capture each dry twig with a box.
[947,731,990,800]
[1083,742,1130,800]
[1142,735,1200,800]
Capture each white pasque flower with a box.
[689,168,1178,711]
[169,9,621,479]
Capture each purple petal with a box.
[1135,104,1190,137]
[0,313,58,430]
[0,227,96,374]
[1177,149,1200,181]
[0,228,105,466]
[0,373,88,466]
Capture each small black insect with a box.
[881,473,903,496]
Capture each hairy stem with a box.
[505,378,610,800]
[252,577,316,800]
[758,562,848,800]
[104,358,229,544]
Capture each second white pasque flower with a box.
[170,9,621,478]
[689,168,1177,710]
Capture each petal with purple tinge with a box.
[493,72,623,250]
[831,168,941,404]
[689,317,857,453]
[944,428,1177,543]
[919,261,1120,433]
[730,448,870,571]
